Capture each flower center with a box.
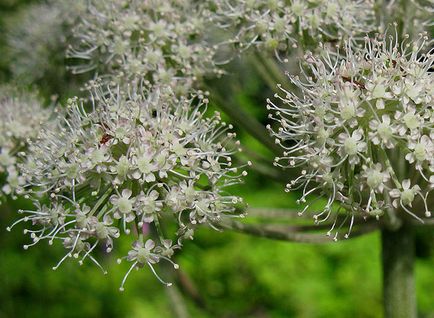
[414,143,426,162]
[372,83,386,99]
[377,122,392,140]
[117,158,130,178]
[317,128,329,144]
[344,137,358,155]
[91,149,105,164]
[95,223,109,239]
[403,113,419,130]
[341,104,356,120]
[367,171,383,189]
[401,189,415,206]
[136,247,150,264]
[368,208,384,217]
[117,197,132,214]
[138,157,152,174]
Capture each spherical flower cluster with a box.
[212,0,375,58]
[267,32,433,238]
[67,0,220,94]
[5,0,85,84]
[11,86,248,288]
[0,86,51,198]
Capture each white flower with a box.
[268,32,433,237]
[337,85,365,126]
[112,155,131,184]
[369,115,397,148]
[5,0,85,84]
[110,189,135,223]
[405,135,433,167]
[0,86,51,198]
[363,164,390,193]
[68,0,219,90]
[213,0,375,57]
[389,180,430,219]
[88,215,120,253]
[395,108,422,136]
[136,190,162,225]
[117,239,179,290]
[338,129,367,165]
[366,76,393,100]
[12,86,247,286]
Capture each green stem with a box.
[251,55,280,92]
[255,52,290,87]
[381,224,417,318]
[219,219,377,243]
[165,283,189,318]
[91,187,113,217]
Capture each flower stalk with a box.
[381,223,417,318]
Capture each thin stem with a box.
[381,224,416,318]
[175,270,208,311]
[247,207,370,223]
[237,143,295,183]
[165,284,189,318]
[251,54,282,93]
[247,207,309,219]
[218,219,378,243]
[255,52,290,87]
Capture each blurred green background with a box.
[0,0,433,317]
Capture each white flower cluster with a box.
[67,0,220,94]
[384,0,434,39]
[0,87,51,198]
[11,86,248,288]
[5,0,85,84]
[268,32,433,238]
[212,0,375,57]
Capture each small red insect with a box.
[341,76,366,90]
[100,133,112,145]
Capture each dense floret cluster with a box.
[11,86,248,288]
[68,0,221,93]
[268,32,433,238]
[212,0,375,58]
[0,87,51,198]
[5,1,85,84]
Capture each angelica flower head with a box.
[268,31,433,238]
[5,0,85,85]
[68,0,221,93]
[12,84,248,288]
[212,0,375,58]
[0,86,51,198]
